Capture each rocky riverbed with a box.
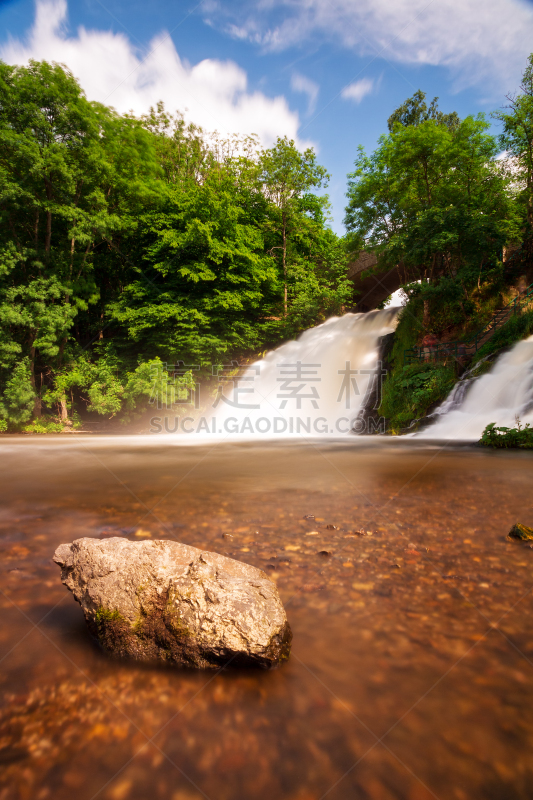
[1,438,533,800]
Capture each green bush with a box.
[388,300,423,366]
[0,359,35,428]
[479,419,533,449]
[22,419,66,434]
[379,362,456,429]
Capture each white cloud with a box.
[217,0,533,94]
[290,72,319,114]
[341,78,374,104]
[0,0,312,147]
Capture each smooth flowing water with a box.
[156,309,397,439]
[2,437,533,800]
[421,335,533,441]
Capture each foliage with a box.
[379,361,456,430]
[493,54,533,236]
[42,353,194,422]
[345,96,519,337]
[280,228,352,337]
[0,359,35,427]
[387,90,460,132]
[479,419,533,449]
[473,309,533,362]
[350,65,533,431]
[22,419,66,434]
[259,136,330,316]
[0,60,347,431]
[386,299,424,368]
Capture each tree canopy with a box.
[0,60,350,431]
[345,93,521,333]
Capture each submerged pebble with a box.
[2,442,533,800]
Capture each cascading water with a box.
[419,334,533,440]
[165,309,398,438]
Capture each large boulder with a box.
[53,537,292,669]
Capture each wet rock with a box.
[508,523,533,541]
[53,537,292,669]
[265,556,291,567]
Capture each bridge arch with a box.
[348,252,405,312]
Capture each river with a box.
[1,436,533,800]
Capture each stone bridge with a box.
[348,251,404,312]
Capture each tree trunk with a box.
[282,212,287,317]
[29,341,42,418]
[7,216,21,251]
[423,299,431,329]
[59,397,68,423]
[45,210,52,255]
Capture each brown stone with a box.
[53,537,291,669]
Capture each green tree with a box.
[0,60,161,423]
[387,89,460,132]
[494,54,533,249]
[0,60,350,431]
[345,106,517,332]
[259,137,329,316]
[108,166,278,364]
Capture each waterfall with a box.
[156,309,398,438]
[419,335,533,441]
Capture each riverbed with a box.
[1,436,533,800]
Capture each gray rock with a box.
[53,537,292,669]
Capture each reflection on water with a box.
[1,437,533,800]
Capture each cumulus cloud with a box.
[290,72,319,115]
[215,0,533,93]
[341,78,374,104]
[0,0,310,147]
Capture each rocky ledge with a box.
[53,537,292,669]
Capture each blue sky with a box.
[1,0,533,232]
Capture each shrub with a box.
[22,419,66,434]
[379,362,456,429]
[479,419,533,449]
[0,359,35,428]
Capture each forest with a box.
[0,60,350,431]
[1,53,533,432]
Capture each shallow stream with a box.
[1,437,533,800]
